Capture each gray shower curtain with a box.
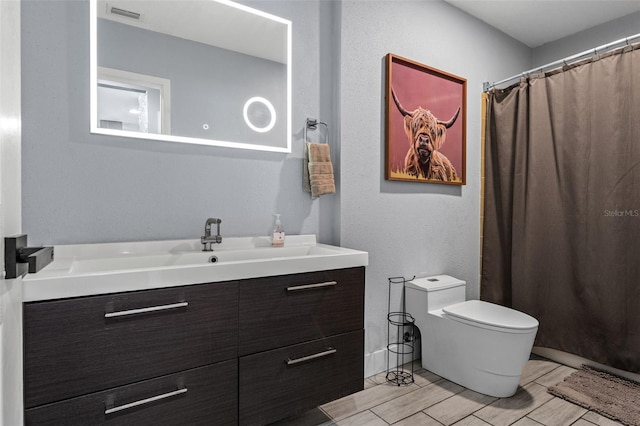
[482,44,640,373]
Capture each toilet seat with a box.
[443,300,539,333]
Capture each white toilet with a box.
[405,275,538,398]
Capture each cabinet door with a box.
[25,361,238,426]
[239,267,364,355]
[24,281,238,408]
[239,330,364,426]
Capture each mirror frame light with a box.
[89,0,292,153]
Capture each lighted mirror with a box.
[90,0,292,152]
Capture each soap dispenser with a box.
[272,214,285,247]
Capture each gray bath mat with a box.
[548,365,640,426]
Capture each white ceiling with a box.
[443,0,640,48]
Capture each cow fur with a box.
[392,89,460,181]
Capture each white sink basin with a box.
[22,235,368,302]
[69,245,339,274]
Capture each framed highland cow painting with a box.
[385,53,466,185]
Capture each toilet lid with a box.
[443,300,539,331]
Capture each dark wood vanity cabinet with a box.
[239,267,365,425]
[239,267,365,356]
[239,330,364,425]
[23,266,365,425]
[23,281,239,425]
[24,361,237,426]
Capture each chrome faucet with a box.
[201,218,222,251]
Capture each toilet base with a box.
[416,310,536,398]
[422,356,521,398]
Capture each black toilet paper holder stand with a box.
[386,276,416,386]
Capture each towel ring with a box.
[304,118,329,144]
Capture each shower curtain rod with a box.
[483,32,640,92]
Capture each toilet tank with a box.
[406,275,466,312]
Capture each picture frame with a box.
[385,53,467,185]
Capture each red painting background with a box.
[388,58,464,178]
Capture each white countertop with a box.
[22,235,368,302]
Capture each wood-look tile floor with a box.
[272,357,624,426]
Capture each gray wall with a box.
[533,11,640,67]
[22,0,336,246]
[337,0,531,373]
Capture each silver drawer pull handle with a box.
[105,388,187,415]
[286,348,337,365]
[286,281,337,292]
[105,302,188,318]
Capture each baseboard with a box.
[364,341,421,378]
[533,346,640,383]
[364,348,387,378]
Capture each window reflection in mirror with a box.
[98,84,150,133]
[90,0,291,152]
[97,67,170,135]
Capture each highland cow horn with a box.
[391,88,412,117]
[438,107,461,129]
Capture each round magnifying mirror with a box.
[243,97,276,133]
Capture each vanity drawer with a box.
[25,360,238,426]
[239,329,364,426]
[239,267,364,355]
[24,281,238,408]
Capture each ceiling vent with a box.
[108,5,142,21]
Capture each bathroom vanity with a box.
[21,235,367,425]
